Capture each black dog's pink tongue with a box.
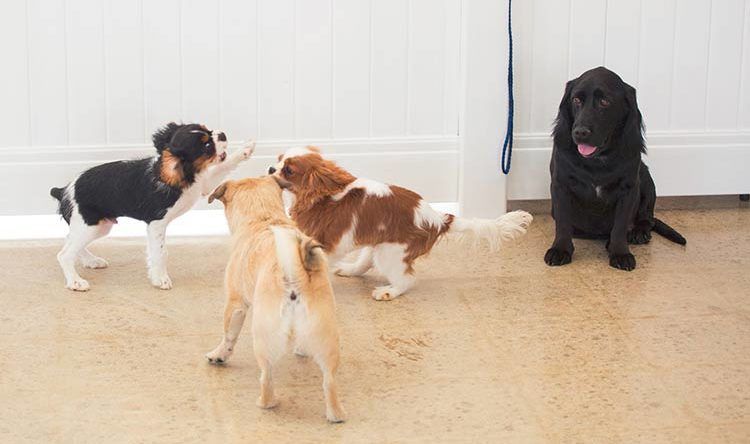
[578,144,597,157]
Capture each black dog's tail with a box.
[50,187,64,201]
[653,218,686,245]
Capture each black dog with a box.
[545,67,685,271]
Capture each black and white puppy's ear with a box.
[152,122,181,154]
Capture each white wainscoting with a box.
[0,137,459,215]
[0,0,470,216]
[508,0,750,200]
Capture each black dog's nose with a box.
[573,127,591,140]
[217,132,227,142]
[268,166,276,174]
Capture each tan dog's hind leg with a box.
[304,316,346,422]
[253,338,279,409]
[206,289,248,365]
[319,351,346,423]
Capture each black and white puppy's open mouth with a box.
[212,131,229,162]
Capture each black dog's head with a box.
[151,122,229,187]
[553,67,643,160]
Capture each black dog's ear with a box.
[556,78,577,124]
[622,84,645,154]
[552,78,577,144]
[152,122,181,154]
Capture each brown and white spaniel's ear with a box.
[208,181,230,204]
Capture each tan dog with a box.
[205,176,346,423]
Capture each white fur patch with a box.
[449,210,533,251]
[270,226,300,287]
[413,200,446,230]
[283,146,317,159]
[332,178,392,201]
[330,217,358,262]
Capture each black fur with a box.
[545,67,686,271]
[50,122,217,226]
[50,187,73,223]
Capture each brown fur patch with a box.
[282,155,453,271]
[159,150,187,187]
[193,153,216,174]
[160,149,215,188]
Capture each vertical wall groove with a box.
[177,0,184,121]
[330,0,336,138]
[666,0,678,129]
[140,0,147,141]
[736,0,748,125]
[24,0,33,146]
[367,0,374,137]
[291,0,297,138]
[216,0,223,129]
[255,0,260,138]
[703,0,714,131]
[62,0,70,144]
[405,0,412,134]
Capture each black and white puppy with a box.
[51,122,254,291]
[545,67,685,271]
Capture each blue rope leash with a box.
[500,0,514,174]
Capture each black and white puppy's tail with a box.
[50,187,64,201]
[50,185,73,224]
[447,210,533,251]
[653,218,687,245]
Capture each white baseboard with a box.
[0,203,460,240]
[0,136,459,216]
[507,130,750,200]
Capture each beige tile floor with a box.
[1,200,749,443]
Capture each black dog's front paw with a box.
[545,248,572,266]
[609,253,636,271]
[628,227,652,244]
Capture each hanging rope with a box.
[500,0,514,174]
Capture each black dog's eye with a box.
[599,98,610,108]
[204,142,212,151]
[282,165,292,176]
[572,97,582,107]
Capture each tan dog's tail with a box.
[270,226,327,292]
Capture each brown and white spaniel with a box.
[269,146,532,301]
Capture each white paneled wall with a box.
[0,0,463,215]
[509,0,750,200]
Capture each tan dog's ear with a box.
[208,181,229,204]
[271,174,292,189]
[300,237,326,271]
